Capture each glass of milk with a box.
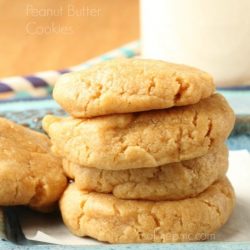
[140,0,250,87]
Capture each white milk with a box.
[140,0,250,86]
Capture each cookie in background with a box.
[0,118,67,212]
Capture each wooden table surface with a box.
[0,0,139,77]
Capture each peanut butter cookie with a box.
[43,94,235,170]
[53,58,215,118]
[60,178,235,243]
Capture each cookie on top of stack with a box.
[43,59,235,243]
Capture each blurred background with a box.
[1,0,249,88]
[0,0,139,77]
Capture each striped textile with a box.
[0,41,140,100]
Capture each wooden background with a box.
[0,0,139,77]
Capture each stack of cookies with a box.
[43,59,236,243]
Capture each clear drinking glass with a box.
[141,0,250,87]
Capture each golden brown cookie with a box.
[0,118,67,211]
[53,58,215,118]
[63,145,228,201]
[60,178,235,243]
[43,94,235,170]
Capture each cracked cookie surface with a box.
[53,58,215,118]
[0,118,67,211]
[63,145,228,201]
[43,94,235,170]
[59,178,235,243]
